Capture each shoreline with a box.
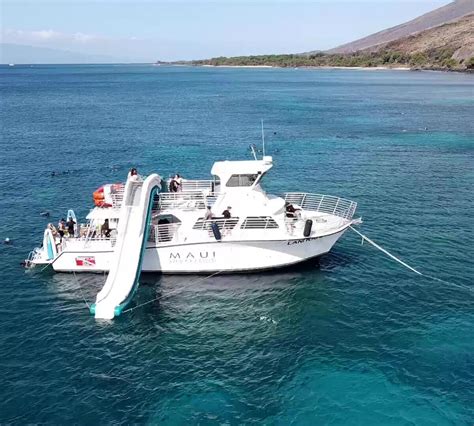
[170,63,472,73]
[312,65,410,71]
[201,64,275,68]
[186,64,413,71]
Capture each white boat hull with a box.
[51,228,348,274]
[25,157,360,319]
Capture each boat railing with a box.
[110,185,125,208]
[25,247,43,266]
[193,216,283,239]
[149,223,182,243]
[205,192,219,207]
[181,180,214,192]
[112,181,218,211]
[69,224,118,247]
[240,216,279,229]
[158,191,207,211]
[69,234,117,247]
[193,217,240,232]
[283,193,357,220]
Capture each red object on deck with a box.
[92,183,123,207]
[93,186,105,207]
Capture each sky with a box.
[1,0,451,62]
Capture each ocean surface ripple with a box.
[0,65,473,424]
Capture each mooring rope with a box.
[350,226,422,275]
[121,270,224,315]
[74,226,470,317]
[350,226,471,292]
[73,271,91,309]
[40,262,52,273]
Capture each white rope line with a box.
[350,226,471,292]
[350,226,422,275]
[67,225,470,316]
[418,273,470,291]
[73,271,91,309]
[121,270,224,314]
[40,262,52,272]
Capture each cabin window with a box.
[241,216,279,229]
[150,214,181,243]
[226,174,258,187]
[155,214,181,225]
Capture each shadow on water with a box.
[40,242,363,320]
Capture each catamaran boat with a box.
[26,155,360,319]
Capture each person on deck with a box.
[204,206,213,221]
[222,207,232,219]
[169,176,178,192]
[285,203,300,219]
[66,217,76,237]
[129,168,139,182]
[57,219,66,240]
[47,223,58,237]
[101,219,111,238]
[175,174,183,191]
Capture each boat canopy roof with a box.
[211,156,273,188]
[86,208,121,221]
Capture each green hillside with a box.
[175,12,474,72]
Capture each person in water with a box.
[66,217,76,237]
[222,206,232,219]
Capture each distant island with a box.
[165,1,474,72]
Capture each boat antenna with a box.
[261,119,266,158]
[249,144,258,161]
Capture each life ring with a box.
[93,184,120,207]
[93,186,104,199]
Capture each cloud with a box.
[0,28,157,62]
[72,32,97,43]
[30,29,61,40]
[1,28,138,45]
[1,28,233,62]
[3,28,79,44]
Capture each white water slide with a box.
[92,173,162,320]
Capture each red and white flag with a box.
[75,256,96,266]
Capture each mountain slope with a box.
[368,13,474,62]
[0,43,120,64]
[184,13,473,70]
[171,0,474,71]
[327,0,474,54]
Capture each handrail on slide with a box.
[91,173,162,319]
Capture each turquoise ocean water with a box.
[0,65,473,424]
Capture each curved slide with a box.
[91,173,161,320]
